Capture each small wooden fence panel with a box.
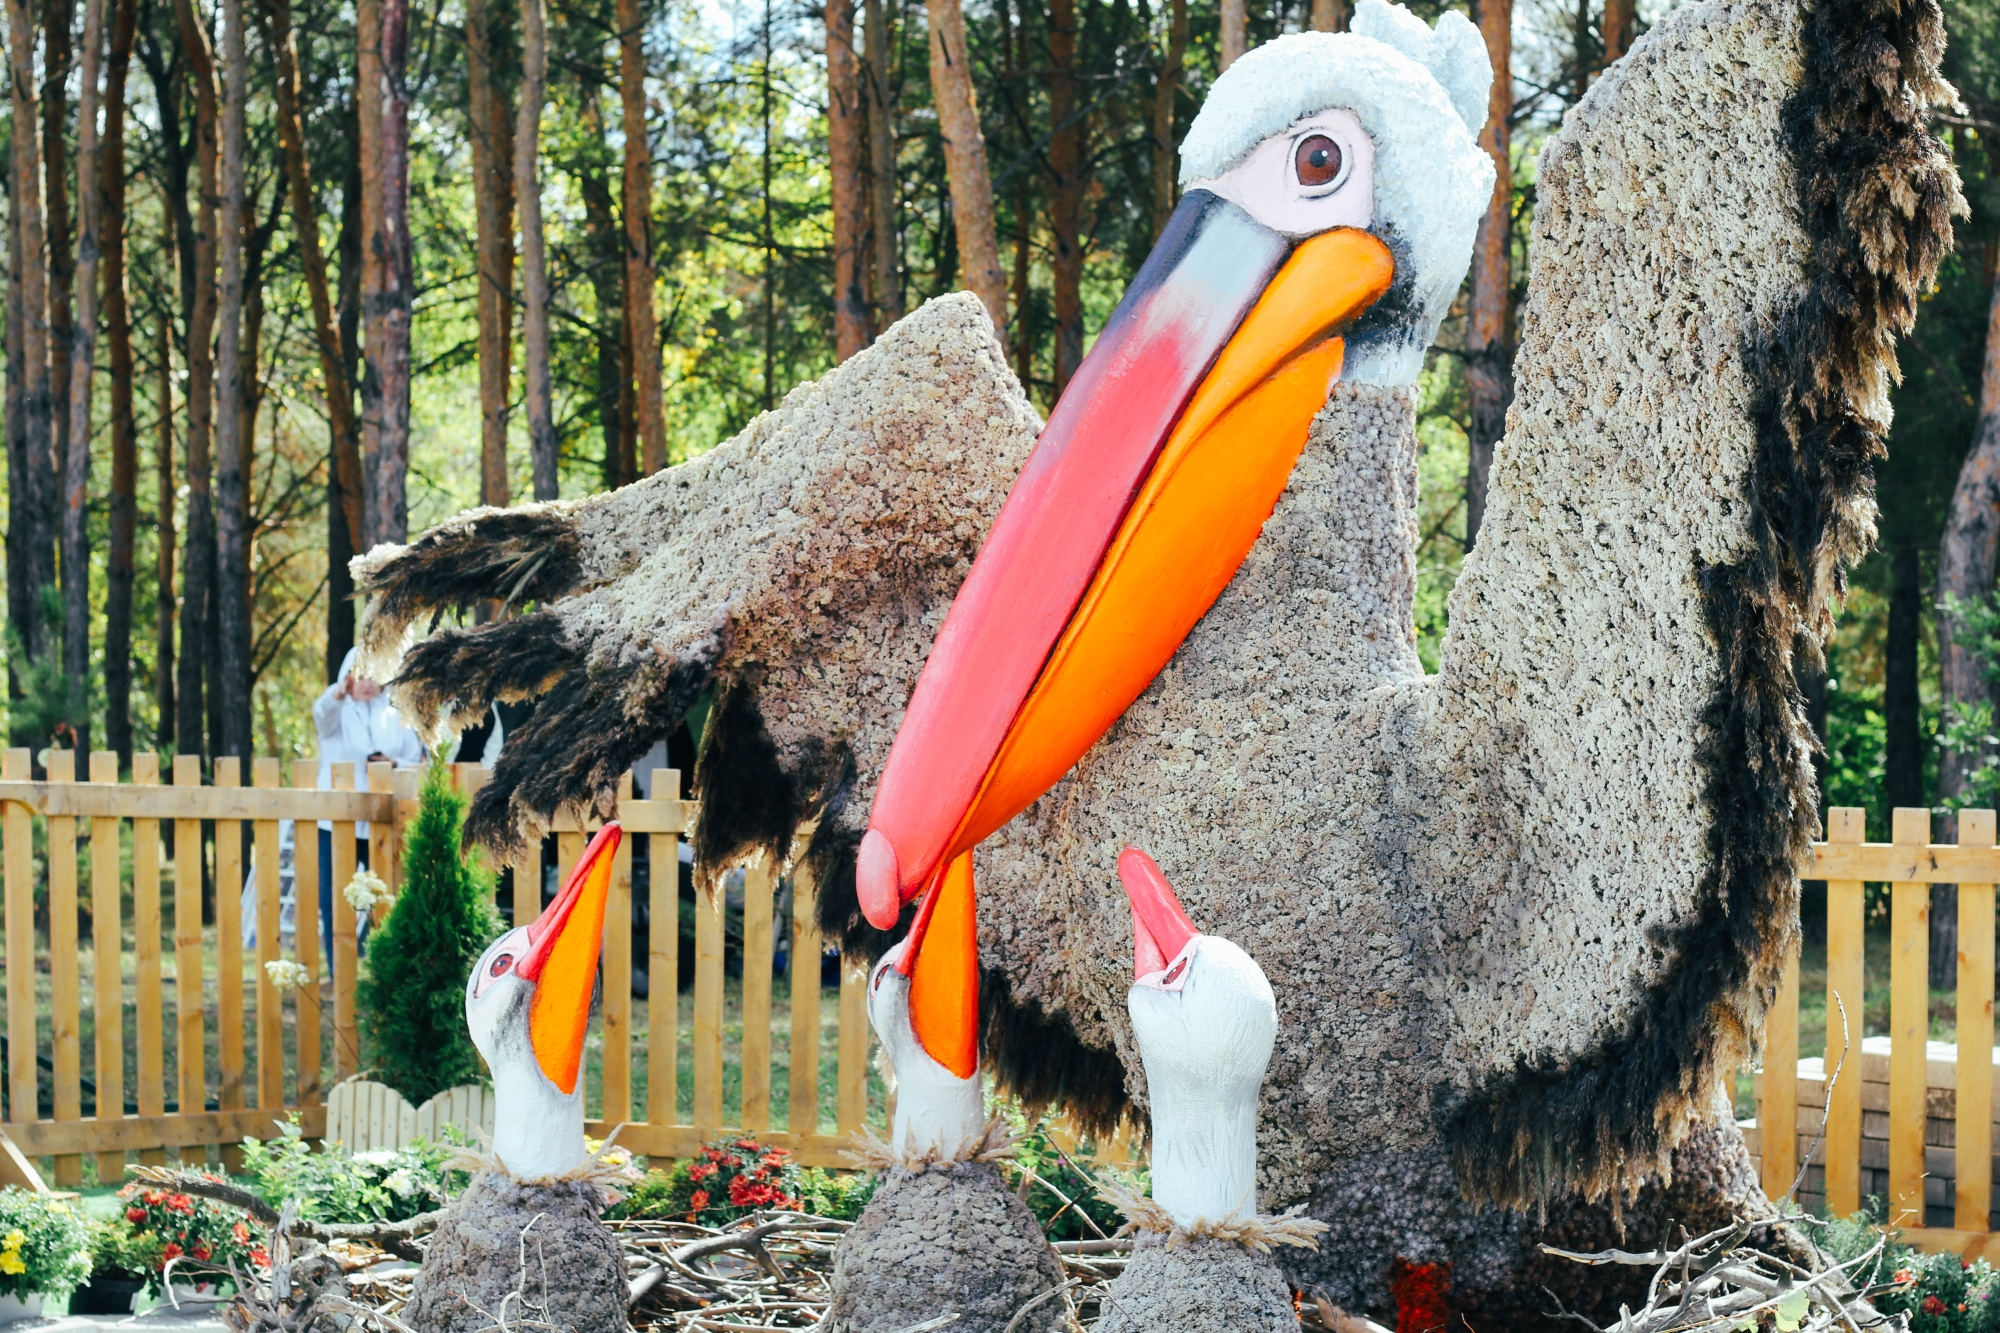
[1755,805,2000,1259]
[0,753,876,1179]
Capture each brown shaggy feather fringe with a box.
[357,508,584,633]
[1439,0,1961,1207]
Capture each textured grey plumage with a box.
[1091,1233,1298,1333]
[401,1173,627,1333]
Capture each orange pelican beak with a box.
[896,851,980,1079]
[859,191,1394,956]
[517,822,620,1095]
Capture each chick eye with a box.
[1163,957,1188,985]
[489,953,514,978]
[1294,134,1343,189]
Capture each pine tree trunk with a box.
[1219,0,1243,68]
[101,0,135,770]
[7,204,32,725]
[1464,0,1512,549]
[924,0,1005,330]
[43,0,73,563]
[1602,0,1634,62]
[328,99,364,681]
[577,107,627,491]
[1309,0,1345,30]
[618,0,668,473]
[8,0,57,676]
[1047,0,1083,392]
[153,311,175,748]
[267,0,363,556]
[1937,272,2000,806]
[864,0,900,328]
[515,0,556,501]
[466,0,514,508]
[828,0,869,359]
[214,0,251,762]
[1150,0,1186,242]
[60,0,103,754]
[356,0,384,538]
[173,0,219,764]
[1885,539,1925,815]
[364,0,413,546]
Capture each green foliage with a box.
[239,1118,470,1223]
[113,1179,254,1288]
[608,1138,813,1224]
[1817,1212,2000,1331]
[357,759,502,1103]
[1005,1111,1147,1243]
[86,1217,165,1282]
[0,1189,88,1299]
[2,585,97,752]
[796,1167,878,1222]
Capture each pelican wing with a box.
[353,295,1040,951]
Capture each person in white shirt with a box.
[310,648,428,962]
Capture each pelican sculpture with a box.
[352,0,1960,1315]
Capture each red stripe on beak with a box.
[1118,847,1197,980]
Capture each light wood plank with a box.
[1824,806,1866,1219]
[130,755,164,1165]
[1957,809,1996,1232]
[330,763,360,1082]
[790,855,821,1137]
[212,759,244,1173]
[601,776,633,1126]
[253,760,283,1110]
[172,755,206,1159]
[4,1105,328,1155]
[296,764,333,1110]
[741,856,774,1133]
[1811,841,2000,883]
[585,1118,857,1170]
[837,952,868,1137]
[4,751,33,1139]
[648,779,680,1130]
[1760,912,1798,1203]
[45,752,80,1186]
[88,752,122,1183]
[0,781,391,823]
[1890,805,1932,1229]
[694,871,725,1134]
[556,831,584,907]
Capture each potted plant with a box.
[0,1188,89,1320]
[69,1219,163,1314]
[115,1177,262,1300]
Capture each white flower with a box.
[264,959,313,991]
[343,869,391,914]
[382,1169,419,1197]
[352,1150,397,1169]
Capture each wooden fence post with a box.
[1889,806,1933,1229]
[4,750,33,1137]
[254,760,284,1111]
[88,751,122,1184]
[741,855,774,1134]
[694,866,725,1136]
[1958,809,1997,1232]
[837,952,868,1138]
[648,771,680,1131]
[601,775,633,1127]
[213,757,244,1173]
[790,852,821,1138]
[171,755,206,1164]
[131,754,164,1165]
[1823,807,1866,1219]
[45,751,80,1187]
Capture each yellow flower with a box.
[0,1251,25,1275]
[4,1231,25,1250]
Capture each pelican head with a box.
[466,824,620,1179]
[853,0,1493,1077]
[1118,847,1277,1228]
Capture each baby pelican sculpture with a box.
[401,825,630,1333]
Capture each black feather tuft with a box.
[981,968,1138,1139]
[393,611,580,730]
[360,508,584,626]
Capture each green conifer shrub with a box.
[357,759,502,1103]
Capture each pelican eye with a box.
[1294,134,1343,189]
[489,953,515,978]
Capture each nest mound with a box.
[828,1160,1064,1333]
[401,1171,626,1333]
[1091,1232,1297,1333]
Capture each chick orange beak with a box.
[860,191,1394,931]
[896,850,979,1079]
[519,822,620,1095]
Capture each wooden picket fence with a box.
[1755,805,2000,1259]
[0,749,877,1186]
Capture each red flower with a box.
[1896,1270,1916,1285]
[690,1162,716,1181]
[142,1190,164,1207]
[1923,1295,1946,1316]
[249,1247,269,1269]
[166,1194,194,1215]
[162,1243,182,1262]
[126,1207,147,1224]
[689,1190,709,1212]
[191,1243,212,1261]
[232,1223,250,1244]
